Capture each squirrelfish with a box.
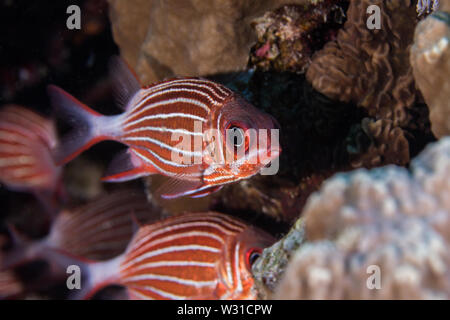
[1,189,156,271]
[0,105,63,212]
[0,269,23,300]
[43,212,274,300]
[48,57,281,199]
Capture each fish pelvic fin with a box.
[101,148,156,182]
[0,225,35,271]
[47,85,119,165]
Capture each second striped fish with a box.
[47,57,281,199]
[42,212,275,300]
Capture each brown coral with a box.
[271,138,450,299]
[349,118,410,168]
[410,10,450,138]
[306,0,420,128]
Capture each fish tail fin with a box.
[47,85,111,165]
[42,248,121,300]
[0,225,35,271]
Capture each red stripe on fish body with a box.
[48,57,281,198]
[0,270,24,299]
[0,105,61,193]
[82,212,274,300]
[119,79,233,177]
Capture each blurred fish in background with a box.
[0,105,64,216]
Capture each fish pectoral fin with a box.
[156,176,205,200]
[108,56,141,111]
[101,148,154,182]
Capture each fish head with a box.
[211,95,281,179]
[227,225,276,299]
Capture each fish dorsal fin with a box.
[109,56,141,111]
[101,148,156,182]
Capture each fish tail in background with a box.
[0,225,37,271]
[41,248,122,300]
[47,85,119,165]
[33,188,64,222]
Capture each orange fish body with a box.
[48,57,281,199]
[0,105,63,212]
[43,212,275,300]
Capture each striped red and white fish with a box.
[0,105,64,213]
[42,212,275,300]
[0,269,24,300]
[47,57,281,199]
[0,189,157,271]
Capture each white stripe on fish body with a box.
[138,78,232,102]
[132,143,194,168]
[123,274,217,288]
[132,149,188,178]
[132,87,222,113]
[234,242,243,293]
[58,192,148,234]
[122,136,202,157]
[129,220,243,255]
[121,245,221,270]
[126,126,204,137]
[124,231,226,266]
[0,156,35,167]
[128,97,211,122]
[129,260,217,271]
[0,129,35,144]
[130,144,202,178]
[129,285,186,300]
[124,113,207,131]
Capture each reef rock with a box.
[410,9,450,138]
[108,0,308,84]
[255,138,450,299]
[249,1,348,73]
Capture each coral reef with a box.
[306,0,419,126]
[105,1,435,224]
[253,138,450,299]
[249,1,348,73]
[306,0,435,165]
[410,9,450,138]
[107,0,309,84]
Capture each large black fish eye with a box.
[228,126,245,147]
[246,248,262,268]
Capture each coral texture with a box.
[108,0,307,84]
[306,0,436,168]
[410,9,450,138]
[107,0,434,224]
[307,0,419,126]
[270,138,450,299]
[249,1,348,73]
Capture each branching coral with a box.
[410,9,450,138]
[270,138,450,299]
